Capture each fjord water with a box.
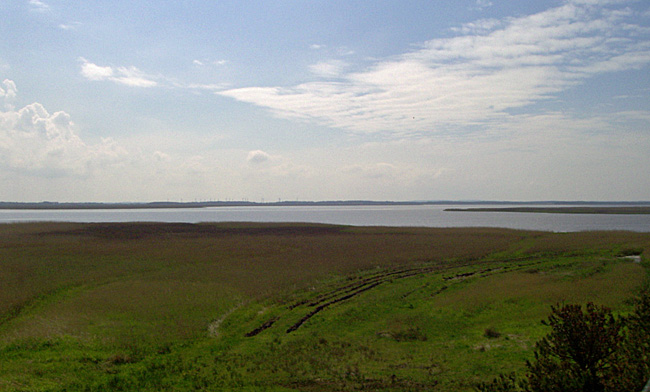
[1,204,650,232]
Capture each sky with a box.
[1,0,649,202]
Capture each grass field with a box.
[0,222,648,391]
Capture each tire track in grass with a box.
[286,281,385,333]
[245,265,454,336]
[244,255,561,336]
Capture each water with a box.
[1,204,649,232]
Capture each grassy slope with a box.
[0,223,648,391]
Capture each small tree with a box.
[526,302,622,392]
[477,291,650,392]
[602,289,650,392]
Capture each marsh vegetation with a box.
[0,222,648,391]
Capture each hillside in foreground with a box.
[0,223,648,391]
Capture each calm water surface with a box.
[1,205,649,232]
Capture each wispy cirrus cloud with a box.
[58,22,81,31]
[193,59,227,66]
[28,0,49,13]
[79,58,231,91]
[470,0,493,11]
[79,58,158,88]
[218,1,650,135]
[309,60,348,78]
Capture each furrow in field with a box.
[245,255,561,336]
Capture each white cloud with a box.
[451,18,502,34]
[470,0,493,11]
[309,60,348,78]
[187,83,228,91]
[247,150,271,164]
[58,22,81,31]
[219,1,650,135]
[1,79,17,110]
[0,81,127,177]
[79,58,232,90]
[79,58,158,88]
[194,59,227,67]
[113,66,158,87]
[28,0,49,12]
[80,59,114,81]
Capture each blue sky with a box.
[1,0,649,202]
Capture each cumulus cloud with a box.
[1,79,17,110]
[79,58,158,88]
[219,1,650,135]
[0,81,126,176]
[247,150,271,164]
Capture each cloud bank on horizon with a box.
[0,0,649,202]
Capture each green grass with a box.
[0,222,648,391]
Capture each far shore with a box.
[445,206,650,214]
[2,200,650,210]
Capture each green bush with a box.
[477,290,650,392]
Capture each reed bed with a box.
[0,222,647,391]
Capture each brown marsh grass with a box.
[0,223,536,343]
[0,222,648,391]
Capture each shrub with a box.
[477,290,650,392]
[526,302,622,392]
[602,289,650,392]
[484,327,502,339]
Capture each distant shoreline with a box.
[445,207,650,215]
[1,200,649,210]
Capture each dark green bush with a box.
[477,290,650,392]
